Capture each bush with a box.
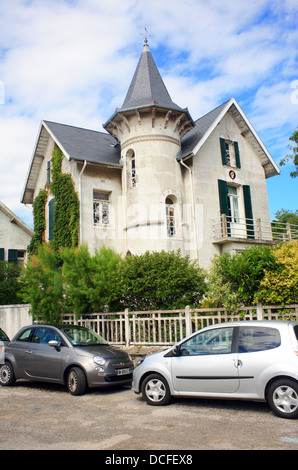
[61,245,121,315]
[0,261,22,305]
[21,244,64,323]
[206,245,278,308]
[110,250,207,311]
[256,241,298,304]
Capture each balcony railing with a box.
[212,215,298,244]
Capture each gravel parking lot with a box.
[0,379,298,451]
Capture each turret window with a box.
[165,197,176,237]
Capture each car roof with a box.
[201,320,298,330]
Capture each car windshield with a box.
[0,329,9,342]
[59,326,108,346]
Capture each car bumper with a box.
[87,366,133,388]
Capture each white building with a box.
[0,201,33,265]
[22,42,280,268]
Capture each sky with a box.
[0,0,297,228]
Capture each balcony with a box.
[212,214,298,245]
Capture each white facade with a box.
[22,44,279,268]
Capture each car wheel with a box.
[67,367,86,395]
[0,361,16,387]
[267,379,298,419]
[141,373,171,406]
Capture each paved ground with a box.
[0,379,298,451]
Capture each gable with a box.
[180,98,280,179]
[21,121,121,204]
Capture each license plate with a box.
[116,368,131,376]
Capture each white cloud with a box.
[0,0,297,225]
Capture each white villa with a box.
[21,41,280,268]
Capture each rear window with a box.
[238,326,281,353]
[293,325,298,341]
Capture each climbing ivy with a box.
[27,188,47,255]
[28,146,80,257]
[50,145,80,251]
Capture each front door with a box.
[172,326,239,394]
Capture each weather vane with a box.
[144,27,149,46]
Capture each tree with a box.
[256,241,298,304]
[61,245,121,315]
[279,128,298,177]
[0,261,22,305]
[206,246,278,308]
[272,209,298,226]
[21,244,64,322]
[110,250,206,311]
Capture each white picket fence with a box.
[61,303,298,346]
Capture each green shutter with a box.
[0,248,4,261]
[243,185,254,239]
[220,138,227,165]
[234,141,241,168]
[48,198,55,241]
[218,180,228,215]
[218,179,231,236]
[8,249,18,264]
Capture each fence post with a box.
[124,308,131,347]
[185,305,192,337]
[257,302,264,320]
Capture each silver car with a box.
[0,324,133,395]
[132,321,298,419]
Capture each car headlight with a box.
[136,357,145,367]
[94,356,106,366]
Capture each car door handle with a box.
[233,358,242,368]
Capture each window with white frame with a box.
[227,185,240,223]
[93,191,110,225]
[165,197,176,236]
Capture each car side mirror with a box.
[48,340,60,350]
[172,345,181,356]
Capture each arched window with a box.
[165,196,176,237]
[126,149,136,188]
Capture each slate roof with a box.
[43,121,121,166]
[120,44,184,112]
[181,100,229,158]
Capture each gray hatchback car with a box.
[132,321,298,419]
[0,324,133,395]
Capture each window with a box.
[126,149,137,188]
[32,327,63,345]
[238,327,281,353]
[227,185,240,223]
[220,138,241,168]
[165,197,175,236]
[180,327,234,356]
[93,191,110,225]
[131,157,137,187]
[225,142,231,165]
[16,328,34,342]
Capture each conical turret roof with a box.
[120,43,184,112]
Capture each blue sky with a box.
[0,0,297,227]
